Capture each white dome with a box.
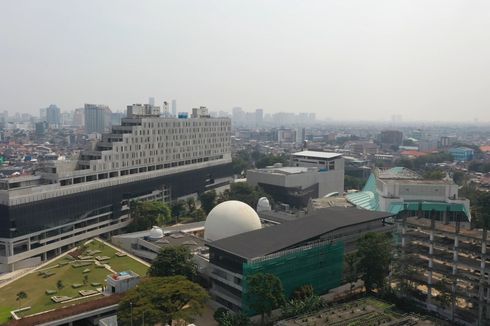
[204,200,262,242]
[256,197,271,212]
[149,226,164,240]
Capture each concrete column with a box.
[479,228,487,325]
[486,287,490,319]
[451,219,460,322]
[427,216,435,306]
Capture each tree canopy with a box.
[232,149,289,175]
[245,273,285,325]
[395,152,453,171]
[422,169,445,180]
[468,161,490,173]
[471,190,490,228]
[148,245,197,281]
[118,276,208,326]
[356,232,392,292]
[218,182,269,209]
[127,200,172,232]
[215,309,251,326]
[199,190,217,215]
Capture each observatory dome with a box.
[256,197,271,212]
[204,200,262,242]
[149,226,164,240]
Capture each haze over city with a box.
[2,0,490,122]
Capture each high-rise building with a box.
[46,104,61,128]
[35,121,48,136]
[72,108,84,127]
[84,104,111,134]
[255,108,263,127]
[149,97,155,106]
[0,103,232,272]
[171,99,177,117]
[39,108,47,121]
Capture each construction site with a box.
[395,214,489,325]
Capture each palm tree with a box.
[16,291,27,309]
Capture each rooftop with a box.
[376,167,422,180]
[254,166,315,175]
[292,151,342,160]
[207,207,393,260]
[113,221,205,239]
[0,239,149,324]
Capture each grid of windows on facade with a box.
[89,118,229,170]
[58,117,231,187]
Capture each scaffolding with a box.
[241,240,344,315]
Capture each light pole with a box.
[130,302,133,326]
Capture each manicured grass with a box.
[0,239,149,324]
[84,240,149,277]
[0,306,13,324]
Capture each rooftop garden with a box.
[0,239,149,324]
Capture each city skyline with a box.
[2,1,490,122]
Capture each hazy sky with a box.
[2,1,490,122]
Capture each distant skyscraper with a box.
[149,97,155,106]
[39,108,47,121]
[72,108,84,127]
[84,104,111,133]
[255,108,263,127]
[171,100,177,117]
[46,104,61,128]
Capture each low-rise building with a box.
[247,151,344,207]
[205,206,393,313]
[449,147,474,162]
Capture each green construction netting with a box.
[241,241,344,316]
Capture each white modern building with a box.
[0,103,232,272]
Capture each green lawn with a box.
[0,239,149,324]
[84,240,149,277]
[0,306,12,325]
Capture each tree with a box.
[281,294,325,319]
[345,252,359,295]
[422,169,445,180]
[292,284,314,300]
[255,154,288,169]
[16,291,27,309]
[56,280,64,291]
[148,246,197,281]
[344,175,365,190]
[218,311,251,326]
[221,182,268,208]
[199,190,217,215]
[472,191,490,228]
[213,307,229,324]
[118,276,208,326]
[171,200,186,221]
[83,274,89,285]
[127,200,172,232]
[190,208,206,222]
[356,232,392,293]
[186,197,196,214]
[245,273,285,325]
